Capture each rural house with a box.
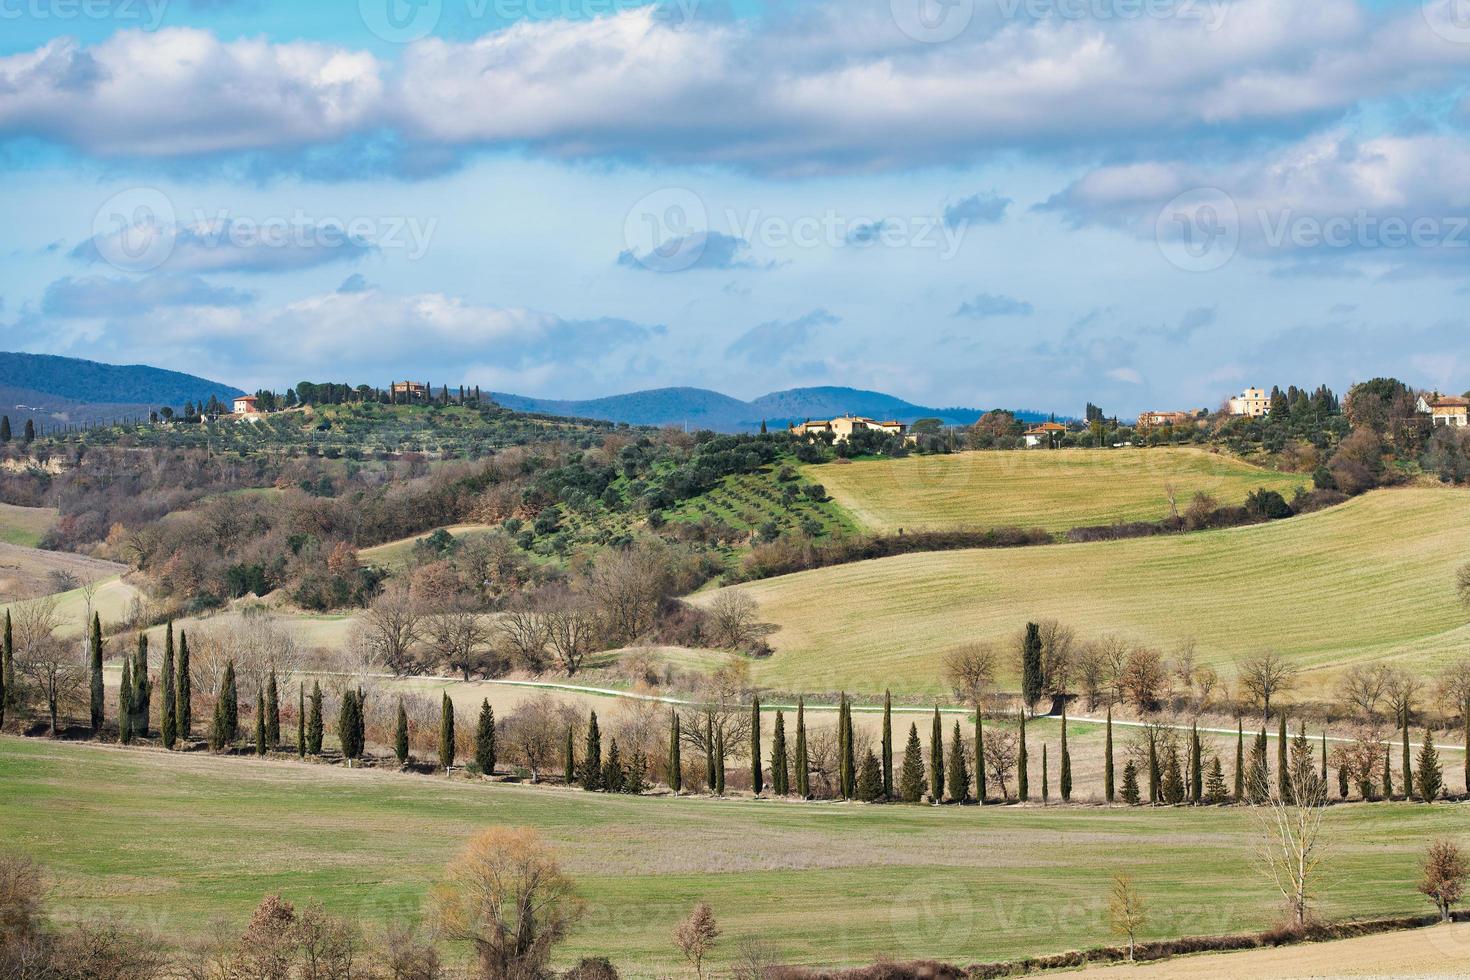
[789,416,908,443]
[1023,421,1067,448]
[1136,410,1198,431]
[390,381,430,401]
[230,395,263,418]
[1416,393,1470,427]
[1227,386,1272,417]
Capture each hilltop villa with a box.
[1417,393,1470,427]
[789,416,908,442]
[1228,387,1272,417]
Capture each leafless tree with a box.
[79,577,100,627]
[11,595,61,661]
[1108,872,1148,961]
[1457,562,1470,608]
[18,635,84,735]
[361,583,422,676]
[496,603,548,674]
[502,695,581,782]
[983,728,1020,800]
[1338,725,1387,799]
[1383,667,1423,723]
[1238,651,1299,720]
[1251,725,1330,930]
[1091,635,1130,708]
[1434,658,1470,720]
[1419,840,1468,923]
[680,660,753,759]
[427,609,492,681]
[1122,646,1167,711]
[45,569,80,597]
[542,595,598,676]
[672,903,720,980]
[1037,620,1078,698]
[707,591,761,650]
[1336,663,1389,721]
[942,642,997,713]
[585,544,673,647]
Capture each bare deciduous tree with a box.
[362,584,421,676]
[1238,651,1299,720]
[18,635,84,735]
[983,728,1020,800]
[502,695,580,781]
[427,609,491,681]
[496,604,548,674]
[1251,727,1330,930]
[585,544,674,647]
[542,595,598,677]
[672,903,720,980]
[706,591,761,651]
[942,642,997,713]
[1419,840,1468,923]
[1122,646,1167,711]
[1037,620,1078,698]
[1108,872,1148,961]
[1338,663,1392,721]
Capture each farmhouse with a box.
[789,416,907,443]
[390,380,430,402]
[1416,393,1470,427]
[1023,421,1066,448]
[1136,410,1198,431]
[1227,386,1271,417]
[231,395,262,417]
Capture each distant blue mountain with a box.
[492,385,1056,432]
[0,352,243,407]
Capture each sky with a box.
[2,0,1470,417]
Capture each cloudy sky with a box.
[4,0,1470,415]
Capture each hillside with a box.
[707,488,1470,697]
[809,447,1309,534]
[0,351,242,407]
[491,384,1049,431]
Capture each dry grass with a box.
[707,487,1470,697]
[0,546,129,608]
[807,448,1308,534]
[0,502,56,548]
[357,523,496,570]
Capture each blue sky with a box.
[2,0,1470,416]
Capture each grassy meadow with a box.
[0,502,56,548]
[2,736,1464,975]
[808,448,1308,535]
[710,487,1470,698]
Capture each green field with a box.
[808,448,1309,535]
[2,737,1461,975]
[0,502,57,548]
[710,488,1470,697]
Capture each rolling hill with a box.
[706,487,1470,697]
[492,384,1055,432]
[0,352,243,432]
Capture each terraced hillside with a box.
[710,488,1470,697]
[808,447,1309,534]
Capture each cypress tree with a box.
[307,681,324,754]
[1320,730,1328,787]
[1021,622,1044,710]
[208,686,229,751]
[254,688,267,755]
[1463,698,1469,796]
[118,654,133,744]
[770,710,789,796]
[1338,758,1349,799]
[22,419,33,444]
[947,721,968,803]
[836,694,849,798]
[1018,709,1029,801]
[1,610,10,715]
[581,710,603,790]
[794,700,810,799]
[221,661,238,743]
[1234,720,1245,801]
[439,692,455,772]
[564,724,576,784]
[1104,705,1115,803]
[750,697,763,795]
[1276,714,1288,801]
[1247,727,1269,802]
[1416,730,1443,802]
[842,697,856,798]
[131,634,150,738]
[1147,732,1159,804]
[1060,709,1072,802]
[1206,755,1227,803]
[1381,744,1394,799]
[856,749,883,802]
[603,739,624,793]
[929,707,945,803]
[1401,706,1412,801]
[160,624,176,749]
[1189,723,1202,804]
[475,699,494,776]
[176,631,191,736]
[88,614,104,736]
[715,728,726,795]
[1163,743,1184,804]
[0,416,8,443]
[297,684,306,758]
[882,690,894,800]
[265,671,280,748]
[975,710,987,803]
[339,690,363,764]
[669,710,682,793]
[899,723,925,803]
[1041,743,1049,803]
[705,712,717,793]
[1121,759,1141,805]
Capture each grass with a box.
[0,502,57,548]
[358,523,498,570]
[2,736,1463,975]
[807,448,1309,535]
[707,487,1470,698]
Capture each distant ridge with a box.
[0,352,244,432]
[492,385,1057,432]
